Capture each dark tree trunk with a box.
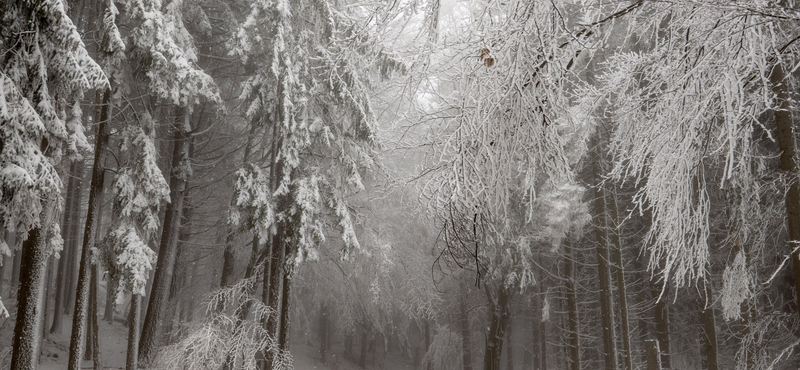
[564,240,580,370]
[65,161,86,315]
[278,252,293,351]
[770,62,800,323]
[10,197,57,370]
[164,199,192,344]
[104,276,117,323]
[591,140,619,370]
[645,340,662,370]
[67,89,109,370]
[609,189,633,370]
[698,276,718,370]
[138,107,192,365]
[264,228,286,369]
[127,294,141,370]
[90,266,100,369]
[482,284,512,370]
[51,161,81,334]
[460,284,473,370]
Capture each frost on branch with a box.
[721,249,753,321]
[228,163,275,242]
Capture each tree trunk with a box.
[278,253,294,351]
[609,189,632,370]
[51,161,81,334]
[91,266,101,369]
[65,161,86,315]
[104,276,117,323]
[164,199,192,344]
[698,276,718,370]
[127,294,141,370]
[649,281,671,368]
[67,88,109,370]
[222,235,264,370]
[591,138,619,370]
[460,283,473,370]
[564,240,580,370]
[138,107,192,365]
[483,284,512,370]
[264,228,286,369]
[10,197,57,370]
[769,62,800,323]
[645,340,662,370]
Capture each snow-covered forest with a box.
[3,0,800,369]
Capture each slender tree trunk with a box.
[649,281,671,368]
[769,62,800,323]
[222,235,264,370]
[138,107,192,365]
[164,199,192,343]
[564,240,580,370]
[540,281,547,370]
[609,189,632,370]
[698,275,718,370]
[104,276,117,323]
[90,266,100,369]
[645,340,662,370]
[483,284,512,370]
[37,255,54,365]
[278,252,294,351]
[67,89,109,370]
[127,294,141,370]
[65,161,86,315]
[591,137,619,370]
[460,283,473,370]
[10,196,57,370]
[51,161,80,334]
[264,228,286,368]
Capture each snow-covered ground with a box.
[0,301,416,370]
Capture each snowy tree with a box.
[1,0,106,368]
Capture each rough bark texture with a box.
[127,294,141,370]
[564,240,580,370]
[138,107,192,365]
[278,252,294,351]
[264,228,286,369]
[592,138,619,370]
[698,276,718,370]
[164,200,192,344]
[770,62,800,323]
[67,88,109,370]
[482,284,512,370]
[10,197,56,370]
[91,266,101,369]
[609,190,633,370]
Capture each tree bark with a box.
[645,340,662,370]
[609,189,633,370]
[164,199,192,344]
[769,62,800,323]
[482,284,512,370]
[264,228,286,369]
[10,196,57,370]
[90,265,101,369]
[67,88,109,370]
[138,107,192,365]
[10,239,22,298]
[65,161,86,315]
[278,249,294,351]
[591,137,619,370]
[649,281,671,368]
[564,240,580,370]
[51,161,81,334]
[127,294,141,370]
[698,275,718,370]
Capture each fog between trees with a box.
[2,0,800,370]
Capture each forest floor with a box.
[0,301,415,370]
